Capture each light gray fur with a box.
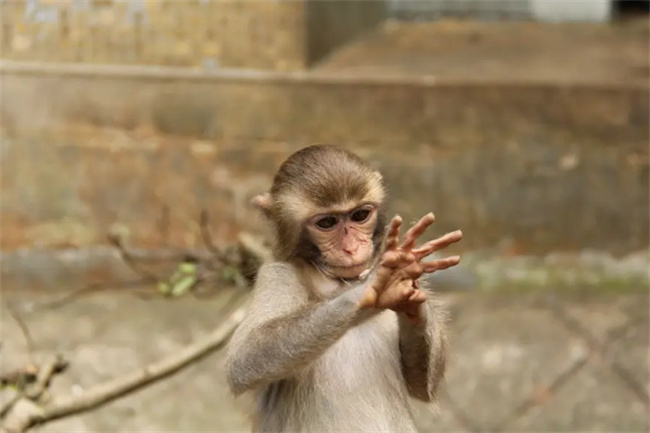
[225,262,448,433]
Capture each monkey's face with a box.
[305,204,378,279]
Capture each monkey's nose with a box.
[342,242,358,255]
[341,233,359,255]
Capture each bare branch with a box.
[107,233,163,282]
[24,356,68,400]
[0,392,22,420]
[1,355,68,433]
[237,232,272,264]
[115,247,208,263]
[0,295,249,433]
[199,209,225,259]
[189,277,221,299]
[5,304,35,365]
[28,278,157,312]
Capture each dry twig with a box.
[5,305,35,365]
[238,232,273,264]
[1,209,271,432]
[24,223,271,312]
[28,278,157,312]
[107,233,165,282]
[1,355,68,433]
[23,356,69,400]
[199,209,226,260]
[0,297,248,433]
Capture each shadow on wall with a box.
[306,0,387,66]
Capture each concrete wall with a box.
[1,63,647,255]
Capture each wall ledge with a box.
[2,59,647,90]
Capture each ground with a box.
[1,284,647,432]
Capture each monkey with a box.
[224,144,463,432]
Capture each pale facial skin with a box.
[308,208,463,325]
[305,204,379,279]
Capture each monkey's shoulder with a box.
[255,260,346,297]
[254,261,305,287]
[256,260,298,275]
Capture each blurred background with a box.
[0,0,648,432]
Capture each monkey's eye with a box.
[350,208,372,223]
[315,216,339,230]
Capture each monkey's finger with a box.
[397,260,424,279]
[401,263,424,281]
[380,251,402,269]
[398,251,417,268]
[401,213,436,252]
[376,285,414,308]
[421,255,461,273]
[412,230,464,260]
[384,215,403,251]
[408,289,426,303]
[374,256,411,293]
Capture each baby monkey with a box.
[225,144,463,432]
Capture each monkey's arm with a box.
[398,293,448,402]
[225,263,376,395]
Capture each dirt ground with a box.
[1,285,647,432]
[315,18,649,86]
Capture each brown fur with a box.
[225,145,449,433]
[268,145,385,261]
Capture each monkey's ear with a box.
[251,192,273,217]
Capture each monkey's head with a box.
[253,144,387,279]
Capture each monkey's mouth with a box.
[332,261,368,270]
[330,262,370,279]
[335,263,364,269]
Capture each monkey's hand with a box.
[359,213,462,312]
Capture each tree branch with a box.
[237,232,272,264]
[5,304,35,365]
[30,278,157,312]
[107,233,164,282]
[1,355,68,433]
[0,298,248,433]
[199,209,226,260]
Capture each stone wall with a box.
[1,63,648,255]
[0,0,385,70]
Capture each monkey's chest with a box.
[312,311,403,391]
[255,312,415,432]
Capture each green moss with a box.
[464,249,649,294]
